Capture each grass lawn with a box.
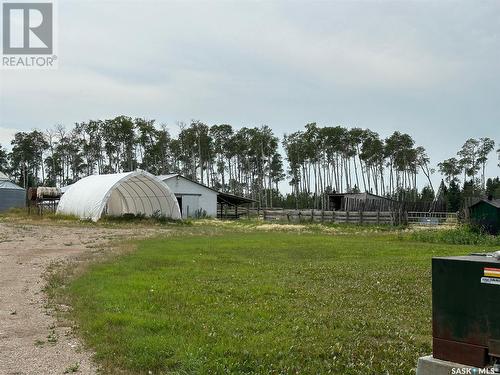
[61,229,494,374]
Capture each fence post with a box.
[377,210,380,225]
[346,210,350,223]
[332,210,336,223]
[311,209,314,223]
[321,209,324,223]
[359,210,363,225]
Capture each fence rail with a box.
[407,211,458,226]
[245,209,398,225]
[222,208,458,226]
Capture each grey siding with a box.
[0,189,26,212]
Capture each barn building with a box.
[57,170,181,221]
[158,174,218,218]
[328,192,395,211]
[158,174,255,219]
[468,198,500,235]
[0,172,25,212]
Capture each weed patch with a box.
[408,225,500,246]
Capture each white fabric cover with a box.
[57,170,181,221]
[60,184,73,193]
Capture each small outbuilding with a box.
[57,170,181,221]
[328,192,395,211]
[469,198,500,235]
[217,192,255,219]
[0,172,25,212]
[158,174,218,218]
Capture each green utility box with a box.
[433,255,500,367]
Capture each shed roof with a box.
[158,173,255,206]
[158,174,218,193]
[470,199,500,209]
[0,172,24,190]
[157,173,179,181]
[217,192,256,206]
[327,192,394,201]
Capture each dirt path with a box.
[0,221,163,375]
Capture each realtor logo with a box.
[3,3,53,54]
[2,1,57,69]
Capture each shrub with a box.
[410,225,500,246]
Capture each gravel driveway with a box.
[0,221,162,375]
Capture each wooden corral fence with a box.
[245,209,399,225]
[224,208,458,227]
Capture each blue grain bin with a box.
[0,172,25,212]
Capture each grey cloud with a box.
[0,0,499,186]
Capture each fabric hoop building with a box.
[57,170,181,221]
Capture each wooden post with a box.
[332,210,335,223]
[346,210,350,223]
[311,209,314,222]
[359,210,363,225]
[377,210,380,225]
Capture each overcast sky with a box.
[0,0,499,188]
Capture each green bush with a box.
[410,225,500,246]
[102,212,191,226]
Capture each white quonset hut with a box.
[158,174,218,218]
[0,172,25,212]
[57,170,181,221]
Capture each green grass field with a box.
[58,227,496,374]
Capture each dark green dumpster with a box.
[433,255,500,367]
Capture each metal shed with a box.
[469,198,500,235]
[0,172,25,212]
[158,174,219,218]
[158,174,255,219]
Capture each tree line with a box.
[0,116,498,210]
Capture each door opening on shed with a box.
[177,197,183,216]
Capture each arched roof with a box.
[57,170,181,221]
